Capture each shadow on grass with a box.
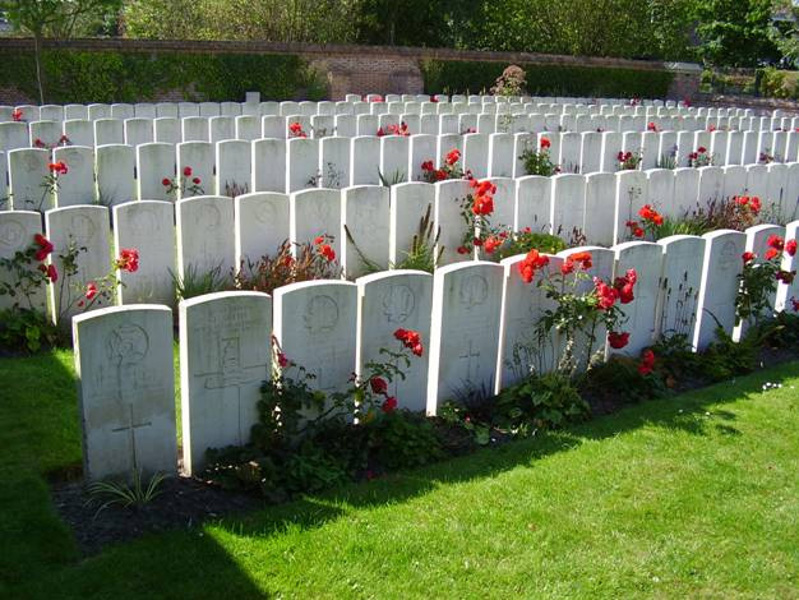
[3,352,798,598]
[225,361,799,538]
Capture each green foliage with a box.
[519,143,559,177]
[124,0,358,44]
[496,372,590,432]
[0,49,326,104]
[702,326,761,381]
[171,264,231,301]
[86,470,166,516]
[493,230,566,261]
[0,307,61,354]
[393,204,442,273]
[693,0,781,67]
[578,356,668,405]
[421,60,674,98]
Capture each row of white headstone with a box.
[2,162,797,323]
[3,129,798,211]
[1,106,789,154]
[72,220,799,482]
[0,94,739,125]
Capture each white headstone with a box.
[496,253,563,391]
[73,305,176,481]
[287,137,319,193]
[124,118,154,147]
[273,281,357,408]
[657,235,705,342]
[357,270,432,412]
[8,148,51,211]
[693,229,746,350]
[583,172,616,245]
[94,119,124,146]
[390,182,435,266]
[0,210,46,311]
[319,136,351,189]
[380,135,410,184]
[462,133,489,179]
[136,143,176,202]
[610,242,663,356]
[551,173,586,241]
[45,205,112,321]
[0,122,29,153]
[290,188,342,257]
[154,117,181,145]
[351,136,381,186]
[30,120,61,148]
[216,140,251,197]
[182,117,209,142]
[113,200,176,306]
[252,138,286,193]
[427,261,504,414]
[53,145,95,207]
[516,175,552,233]
[210,116,236,143]
[775,220,799,312]
[176,195,235,282]
[96,144,136,206]
[235,115,261,141]
[63,120,94,147]
[179,291,272,475]
[235,192,290,267]
[176,141,214,199]
[342,185,390,278]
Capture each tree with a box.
[0,0,121,103]
[692,0,782,67]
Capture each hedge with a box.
[0,49,327,104]
[421,59,674,98]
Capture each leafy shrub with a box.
[490,65,527,96]
[0,49,326,104]
[421,60,674,98]
[578,356,668,406]
[496,372,590,431]
[235,237,342,295]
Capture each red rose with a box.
[162,178,171,187]
[765,248,779,261]
[12,108,22,122]
[786,239,797,257]
[319,244,336,262]
[540,137,551,149]
[314,235,324,245]
[46,264,58,283]
[85,282,98,300]
[370,376,388,395]
[277,352,289,368]
[421,160,434,172]
[742,252,756,264]
[381,396,398,413]
[192,177,201,185]
[446,148,461,166]
[456,246,469,255]
[183,166,192,177]
[116,248,140,273]
[608,331,630,349]
[767,235,784,251]
[34,233,54,261]
[483,236,501,254]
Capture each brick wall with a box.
[0,38,701,103]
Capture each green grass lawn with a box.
[2,350,799,599]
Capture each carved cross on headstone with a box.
[111,403,152,473]
[201,336,266,445]
[458,340,481,383]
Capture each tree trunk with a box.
[33,32,45,105]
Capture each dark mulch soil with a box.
[52,475,262,557]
